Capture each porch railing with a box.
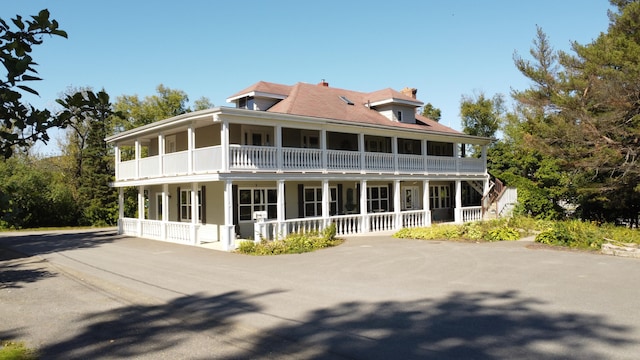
[116,145,485,180]
[462,206,483,222]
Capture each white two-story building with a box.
[106,80,493,250]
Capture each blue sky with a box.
[4,1,611,154]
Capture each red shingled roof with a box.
[228,81,462,135]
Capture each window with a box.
[430,185,451,209]
[304,187,338,217]
[238,96,255,110]
[367,186,389,212]
[427,141,454,156]
[365,136,391,153]
[238,188,277,221]
[180,189,202,222]
[397,110,403,122]
[243,129,271,146]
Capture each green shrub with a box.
[486,226,520,241]
[235,224,342,255]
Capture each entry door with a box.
[402,186,420,210]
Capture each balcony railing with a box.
[116,145,485,181]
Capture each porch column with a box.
[137,186,144,236]
[158,133,165,175]
[422,140,428,173]
[394,180,401,230]
[114,145,120,180]
[392,136,399,174]
[360,179,369,232]
[320,129,327,172]
[191,182,199,245]
[481,145,488,174]
[222,179,235,251]
[118,187,124,234]
[454,180,462,224]
[135,139,140,179]
[423,180,431,226]
[322,179,330,227]
[277,180,285,236]
[359,133,366,173]
[187,124,194,174]
[454,143,460,173]
[221,120,230,172]
[276,125,283,170]
[161,184,169,240]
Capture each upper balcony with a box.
[109,108,489,183]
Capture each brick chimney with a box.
[318,79,329,87]
[401,87,417,99]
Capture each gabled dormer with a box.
[366,87,424,124]
[226,81,291,110]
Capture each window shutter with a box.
[388,183,393,212]
[201,186,206,224]
[337,184,343,214]
[232,185,238,227]
[177,187,181,221]
[356,183,361,213]
[298,184,304,218]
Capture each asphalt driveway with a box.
[1,229,639,359]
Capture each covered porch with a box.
[116,177,487,250]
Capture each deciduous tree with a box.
[0,9,67,158]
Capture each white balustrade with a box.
[401,210,426,228]
[163,151,189,175]
[118,160,136,180]
[120,218,139,235]
[461,206,483,222]
[426,155,457,173]
[139,156,160,178]
[365,152,394,172]
[282,148,323,170]
[327,150,360,171]
[193,146,222,172]
[398,154,425,172]
[230,145,277,169]
[459,158,484,173]
[141,220,162,239]
[166,222,192,243]
[369,212,395,232]
[332,214,361,235]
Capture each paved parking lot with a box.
[1,229,639,359]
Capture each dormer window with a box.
[238,97,255,110]
[397,110,403,122]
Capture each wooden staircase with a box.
[482,176,517,220]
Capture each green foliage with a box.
[0,340,38,360]
[486,226,520,242]
[421,102,442,122]
[236,224,342,255]
[535,220,604,249]
[393,218,530,242]
[509,4,640,225]
[0,155,80,229]
[460,92,505,139]
[0,9,68,158]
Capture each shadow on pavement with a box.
[39,289,636,359]
[0,229,118,257]
[0,230,118,289]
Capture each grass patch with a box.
[393,217,536,242]
[236,223,343,255]
[0,340,38,360]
